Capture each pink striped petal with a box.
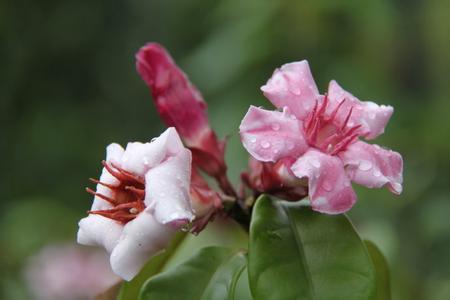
[239,106,308,162]
[327,80,393,140]
[339,141,403,194]
[291,150,357,214]
[261,61,320,120]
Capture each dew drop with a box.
[271,123,281,131]
[309,158,321,168]
[290,86,302,95]
[273,148,280,154]
[368,112,376,119]
[286,141,295,150]
[323,181,333,192]
[250,137,257,143]
[261,141,271,149]
[358,160,372,171]
[373,169,381,177]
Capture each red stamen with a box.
[86,161,147,224]
[125,186,146,198]
[331,132,359,155]
[86,187,117,205]
[110,162,145,185]
[89,178,118,190]
[341,106,354,131]
[327,98,346,122]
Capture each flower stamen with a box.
[87,162,146,224]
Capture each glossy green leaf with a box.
[139,246,249,300]
[248,195,376,300]
[364,240,391,300]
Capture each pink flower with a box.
[240,61,403,214]
[77,128,194,280]
[136,43,226,179]
[24,243,118,300]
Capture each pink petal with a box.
[261,61,320,120]
[144,148,194,225]
[327,80,393,140]
[190,168,222,218]
[291,149,357,214]
[339,141,403,194]
[110,212,175,280]
[77,215,123,253]
[239,106,308,162]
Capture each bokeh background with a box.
[2,0,450,299]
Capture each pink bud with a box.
[136,43,226,178]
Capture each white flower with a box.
[77,127,194,280]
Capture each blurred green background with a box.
[1,0,450,299]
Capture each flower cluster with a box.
[77,43,403,281]
[240,61,403,214]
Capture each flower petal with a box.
[239,106,308,162]
[120,127,184,177]
[339,141,403,194]
[145,148,194,225]
[110,212,174,280]
[77,215,123,253]
[327,80,393,140]
[261,61,320,120]
[291,150,357,214]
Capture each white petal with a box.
[120,127,184,177]
[77,215,123,253]
[145,148,194,225]
[110,212,175,281]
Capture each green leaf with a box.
[364,240,391,300]
[117,232,186,300]
[139,246,249,300]
[248,195,376,300]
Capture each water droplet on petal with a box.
[273,149,280,154]
[368,112,376,119]
[286,141,295,150]
[373,169,382,177]
[323,181,333,192]
[250,137,257,143]
[309,158,321,168]
[289,86,302,95]
[261,141,271,149]
[271,123,280,131]
[358,160,372,171]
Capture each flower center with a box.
[86,160,146,224]
[303,94,361,155]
